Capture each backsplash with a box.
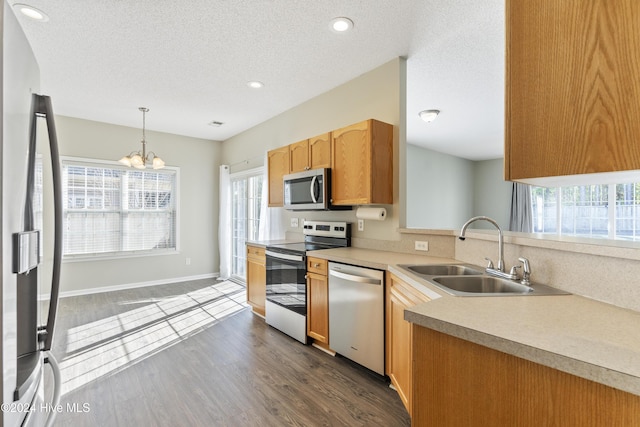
[454,232,640,313]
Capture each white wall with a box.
[42,116,222,294]
[472,158,512,230]
[404,146,511,230]
[221,58,406,242]
[406,144,474,229]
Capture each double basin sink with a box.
[397,264,570,297]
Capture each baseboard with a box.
[39,272,220,300]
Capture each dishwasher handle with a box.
[329,269,382,285]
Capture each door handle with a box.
[31,94,62,352]
[329,269,382,285]
[310,175,318,203]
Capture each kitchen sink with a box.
[432,276,533,295]
[396,263,571,297]
[401,264,483,276]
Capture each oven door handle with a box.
[266,250,304,263]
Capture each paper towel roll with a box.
[355,207,387,221]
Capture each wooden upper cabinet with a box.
[289,139,310,173]
[505,0,640,182]
[289,133,331,173]
[309,133,331,169]
[267,146,289,207]
[331,119,393,205]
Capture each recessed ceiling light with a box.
[247,81,264,89]
[330,17,354,33]
[419,109,440,123]
[13,3,49,22]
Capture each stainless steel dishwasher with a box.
[328,262,384,375]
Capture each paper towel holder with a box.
[355,206,387,221]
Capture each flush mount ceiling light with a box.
[419,109,440,123]
[13,3,49,21]
[330,17,354,33]
[118,107,165,170]
[247,81,264,89]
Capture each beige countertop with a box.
[305,246,640,397]
[405,295,640,396]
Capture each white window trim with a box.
[60,156,181,261]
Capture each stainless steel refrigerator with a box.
[2,2,63,426]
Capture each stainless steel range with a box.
[265,220,350,343]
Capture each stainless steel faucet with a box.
[518,257,531,285]
[459,216,515,280]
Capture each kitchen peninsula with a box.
[305,245,640,425]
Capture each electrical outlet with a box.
[290,218,299,228]
[358,219,364,231]
[186,257,191,265]
[415,241,429,251]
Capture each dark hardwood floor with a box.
[44,278,410,426]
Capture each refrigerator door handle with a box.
[32,94,63,352]
[43,352,61,427]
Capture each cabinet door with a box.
[412,326,640,426]
[332,121,371,205]
[289,139,310,173]
[246,246,266,316]
[387,274,430,416]
[307,271,329,344]
[331,119,393,205]
[309,133,331,169]
[506,0,640,181]
[267,147,290,207]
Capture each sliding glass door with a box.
[230,169,263,281]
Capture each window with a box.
[230,169,263,280]
[62,158,178,258]
[531,182,640,241]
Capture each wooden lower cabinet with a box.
[411,325,640,426]
[386,273,431,416]
[246,244,266,316]
[307,257,329,344]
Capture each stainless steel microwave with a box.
[284,168,348,211]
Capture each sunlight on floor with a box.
[60,280,247,395]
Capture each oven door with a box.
[265,250,307,315]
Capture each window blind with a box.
[62,159,178,258]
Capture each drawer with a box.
[307,257,327,275]
[246,245,265,261]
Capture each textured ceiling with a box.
[11,0,504,160]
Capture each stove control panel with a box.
[303,220,350,238]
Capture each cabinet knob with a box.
[314,263,320,268]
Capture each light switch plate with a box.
[291,218,299,228]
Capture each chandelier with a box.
[118,107,165,169]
